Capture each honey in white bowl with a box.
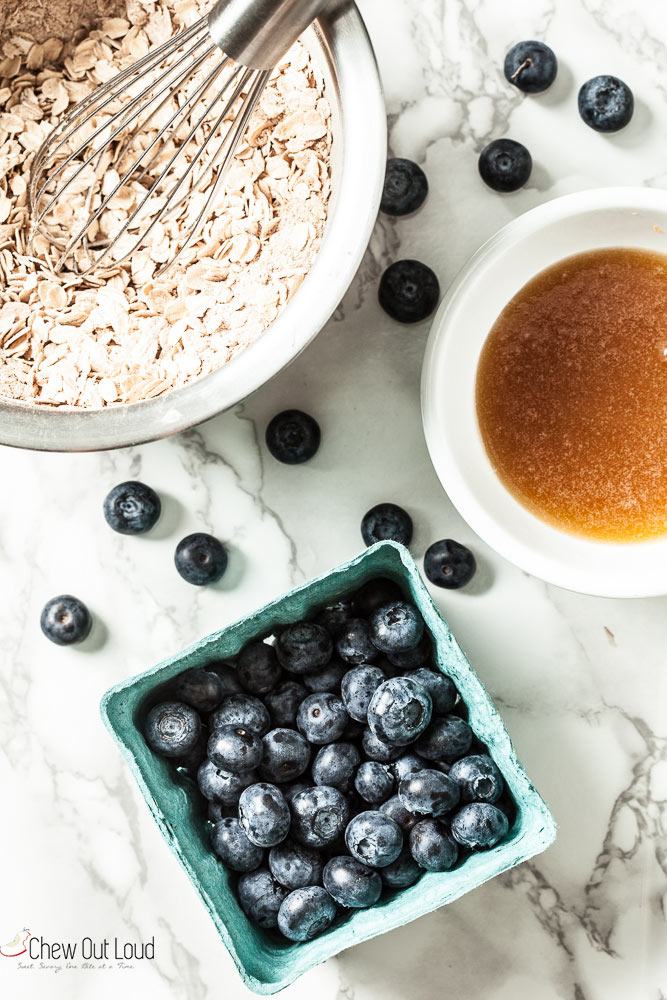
[475,246,667,542]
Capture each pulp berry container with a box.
[100,541,556,994]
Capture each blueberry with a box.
[345,810,403,868]
[259,728,311,783]
[237,868,288,928]
[297,692,349,745]
[303,658,346,693]
[415,715,473,763]
[312,742,360,791]
[478,139,532,193]
[209,694,270,736]
[404,667,457,715]
[205,662,242,696]
[398,769,460,817]
[341,665,386,722]
[269,838,324,890]
[380,846,423,888]
[335,618,379,665]
[578,75,634,132]
[424,539,476,589]
[237,641,282,695]
[277,886,336,941]
[381,157,428,216]
[379,259,440,324]
[450,802,509,849]
[40,595,92,646]
[197,759,257,804]
[386,635,432,670]
[173,667,224,713]
[314,598,354,636]
[354,761,395,804]
[144,701,201,758]
[367,677,432,746]
[103,480,161,534]
[211,817,264,872]
[391,752,424,783]
[449,754,504,804]
[380,795,419,832]
[361,727,403,763]
[238,783,291,848]
[352,577,404,618]
[323,856,382,908]
[361,503,413,547]
[276,622,333,675]
[290,785,350,848]
[264,680,307,727]
[504,40,557,93]
[409,818,459,871]
[174,532,227,586]
[173,728,208,773]
[207,725,263,774]
[283,780,309,806]
[207,800,227,823]
[369,601,424,655]
[266,409,320,464]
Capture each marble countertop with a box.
[2,1,667,998]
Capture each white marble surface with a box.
[2,1,667,998]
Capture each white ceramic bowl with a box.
[421,186,667,598]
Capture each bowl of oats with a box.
[0,0,385,450]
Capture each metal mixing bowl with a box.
[0,0,386,451]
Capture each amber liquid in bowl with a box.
[475,247,667,542]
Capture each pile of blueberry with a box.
[143,577,512,943]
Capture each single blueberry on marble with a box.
[40,594,91,646]
[381,158,428,216]
[361,502,413,547]
[265,409,321,464]
[578,75,634,132]
[103,480,161,534]
[478,139,532,192]
[379,259,440,324]
[174,532,227,585]
[504,40,557,93]
[424,539,476,589]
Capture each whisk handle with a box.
[208,0,329,70]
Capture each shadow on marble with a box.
[146,491,185,541]
[211,543,245,593]
[78,611,108,653]
[607,95,652,151]
[537,59,576,108]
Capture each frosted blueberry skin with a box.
[209,694,270,736]
[451,803,510,850]
[303,658,346,694]
[259,728,311,784]
[296,692,349,745]
[205,662,242,696]
[398,769,460,817]
[269,838,324,890]
[237,641,282,695]
[211,817,264,872]
[380,795,420,833]
[197,759,257,805]
[265,409,321,465]
[277,886,336,942]
[352,577,404,618]
[345,810,403,868]
[380,846,423,888]
[207,725,263,774]
[103,480,161,534]
[40,595,92,646]
[424,539,477,590]
[144,701,201,758]
[361,502,413,547]
[409,818,460,871]
[237,869,288,929]
[264,681,308,727]
[361,727,403,763]
[314,598,354,636]
[173,667,224,713]
[354,761,395,805]
[578,74,634,132]
[449,754,505,804]
[335,618,379,665]
[369,601,425,654]
[238,783,291,848]
[503,40,557,93]
[312,742,361,792]
[276,622,333,674]
[380,158,428,217]
[367,677,433,746]
[323,856,382,908]
[404,667,457,715]
[341,666,386,722]
[386,635,432,670]
[290,786,351,849]
[415,714,474,763]
[391,752,425,783]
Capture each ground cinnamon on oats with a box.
[0,0,332,407]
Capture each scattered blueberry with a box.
[478,139,532,193]
[380,846,423,888]
[380,795,419,833]
[237,869,288,928]
[369,601,425,655]
[312,743,360,791]
[266,410,321,464]
[341,665,386,722]
[379,259,440,324]
[296,692,349,745]
[211,817,264,872]
[352,577,404,618]
[144,701,201,758]
[409,818,459,871]
[354,761,395,804]
[264,681,307,727]
[237,642,282,695]
[40,595,92,646]
[367,677,432,746]
[449,754,504,804]
[210,693,270,736]
[398,769,460,817]
[335,618,379,665]
[259,728,311,783]
[174,532,228,586]
[345,810,403,868]
[238,783,291,848]
[103,480,161,534]
[361,503,413,547]
[578,75,634,132]
[291,785,350,848]
[415,715,473,763]
[303,658,346,693]
[323,856,382,908]
[207,725,263,774]
[381,157,428,216]
[276,622,333,674]
[404,667,458,715]
[197,759,257,804]
[361,727,403,763]
[174,667,224,713]
[269,838,324,890]
[450,802,509,849]
[504,40,557,94]
[277,886,336,941]
[424,539,476,590]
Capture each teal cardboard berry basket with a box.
[100,541,556,994]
